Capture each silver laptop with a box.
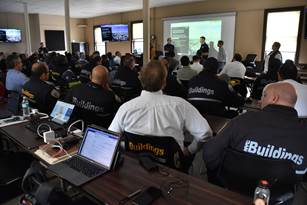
[48,126,120,186]
[49,101,75,125]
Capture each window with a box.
[94,26,106,55]
[263,7,304,63]
[132,22,143,54]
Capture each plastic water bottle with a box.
[22,96,30,117]
[253,180,270,205]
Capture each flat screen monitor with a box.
[0,29,21,43]
[50,101,75,125]
[101,24,129,42]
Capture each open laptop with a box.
[26,100,75,134]
[48,126,120,186]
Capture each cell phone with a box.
[139,156,158,171]
[132,187,162,205]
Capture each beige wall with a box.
[0,12,86,54]
[85,0,307,64]
[0,12,27,54]
[39,14,86,51]
[29,14,41,53]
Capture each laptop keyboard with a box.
[64,157,105,178]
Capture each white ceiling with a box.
[0,0,204,18]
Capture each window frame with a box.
[93,25,107,55]
[261,6,304,64]
[131,20,143,54]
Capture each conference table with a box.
[0,103,251,205]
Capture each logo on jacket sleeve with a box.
[243,140,304,165]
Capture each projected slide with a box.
[164,13,236,61]
[170,20,222,55]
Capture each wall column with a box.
[64,0,71,52]
[23,2,32,56]
[143,0,150,64]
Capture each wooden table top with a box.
[82,156,251,205]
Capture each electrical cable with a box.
[36,123,52,138]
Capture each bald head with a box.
[261,82,297,109]
[90,65,109,89]
[32,62,49,80]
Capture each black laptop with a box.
[48,126,120,186]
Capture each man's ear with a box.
[272,94,279,104]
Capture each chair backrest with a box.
[229,77,247,98]
[244,54,257,64]
[123,132,185,171]
[218,149,297,197]
[292,182,307,205]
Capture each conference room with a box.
[0,0,307,204]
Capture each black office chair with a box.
[21,161,99,205]
[0,151,33,203]
[111,81,140,103]
[217,149,297,199]
[243,54,257,69]
[229,77,248,98]
[292,182,307,205]
[123,132,192,173]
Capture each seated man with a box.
[188,57,244,118]
[109,60,212,157]
[279,60,307,118]
[177,56,198,81]
[65,66,118,127]
[115,54,142,92]
[219,53,246,79]
[203,82,307,178]
[22,62,60,114]
[6,54,29,93]
[190,55,204,74]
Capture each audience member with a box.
[115,54,142,91]
[279,60,307,118]
[79,54,102,83]
[164,37,175,57]
[219,53,246,79]
[5,54,29,93]
[65,65,118,127]
[217,40,226,71]
[161,58,187,98]
[113,51,121,66]
[251,58,281,100]
[188,57,244,118]
[190,55,203,74]
[263,42,282,73]
[38,42,48,57]
[109,60,212,156]
[22,62,60,113]
[203,82,307,179]
[176,56,198,81]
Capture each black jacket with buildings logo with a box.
[64,82,117,127]
[203,104,307,176]
[188,72,244,116]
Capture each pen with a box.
[128,189,142,198]
[119,188,142,204]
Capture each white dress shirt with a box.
[283,79,307,118]
[109,90,212,153]
[190,62,204,74]
[219,61,246,79]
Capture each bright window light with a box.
[265,11,301,62]
[132,22,143,54]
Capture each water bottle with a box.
[22,96,30,117]
[253,180,270,205]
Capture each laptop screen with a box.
[50,101,74,124]
[79,127,120,169]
